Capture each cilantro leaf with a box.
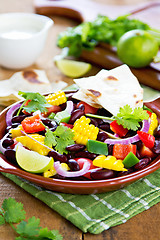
[115,105,149,131]
[39,228,63,240]
[44,129,57,148]
[16,217,41,237]
[2,198,26,223]
[18,91,51,113]
[0,215,5,225]
[45,125,75,154]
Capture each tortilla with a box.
[73,64,143,115]
[0,69,67,106]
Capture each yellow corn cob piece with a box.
[148,113,158,135]
[16,134,51,156]
[9,125,24,139]
[72,116,99,145]
[45,90,67,106]
[93,155,127,171]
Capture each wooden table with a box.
[0,0,160,239]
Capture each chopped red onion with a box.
[65,101,74,115]
[6,102,22,126]
[104,120,150,145]
[54,159,91,177]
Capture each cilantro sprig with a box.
[44,125,75,154]
[17,91,51,115]
[86,105,149,131]
[115,105,149,131]
[0,198,63,240]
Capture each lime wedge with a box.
[16,146,53,173]
[55,59,91,78]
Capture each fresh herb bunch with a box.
[57,14,154,57]
[0,198,63,240]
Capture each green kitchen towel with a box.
[2,169,160,234]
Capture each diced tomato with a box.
[43,105,61,117]
[75,158,97,179]
[110,120,128,137]
[60,122,73,129]
[21,114,45,133]
[77,101,98,114]
[139,145,155,158]
[113,144,137,160]
[22,100,31,115]
[137,131,155,149]
[146,110,152,117]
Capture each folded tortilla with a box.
[73,65,143,115]
[0,69,67,106]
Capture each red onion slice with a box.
[65,100,74,115]
[104,120,150,145]
[6,102,22,126]
[54,159,91,177]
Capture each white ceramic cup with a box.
[0,13,53,69]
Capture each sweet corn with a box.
[72,116,99,145]
[16,134,51,155]
[148,113,158,135]
[9,125,24,138]
[93,155,127,171]
[45,91,67,106]
[43,163,57,178]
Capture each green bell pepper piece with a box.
[122,152,139,168]
[86,139,108,155]
[54,110,71,124]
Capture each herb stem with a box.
[85,113,114,121]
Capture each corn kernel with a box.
[45,91,67,106]
[148,113,158,135]
[10,125,24,138]
[16,134,51,155]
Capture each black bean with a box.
[152,139,160,154]
[68,159,80,171]
[5,126,12,134]
[108,145,113,155]
[66,144,85,152]
[97,131,108,142]
[74,151,97,159]
[99,123,111,132]
[134,140,143,151]
[96,118,104,126]
[69,109,84,124]
[42,119,57,128]
[77,103,85,111]
[11,123,20,128]
[155,125,160,138]
[117,168,134,177]
[89,118,98,127]
[2,138,14,148]
[91,169,116,180]
[11,115,26,124]
[134,157,151,171]
[4,149,17,164]
[48,150,67,163]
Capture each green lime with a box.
[55,59,91,78]
[117,29,159,68]
[16,146,53,173]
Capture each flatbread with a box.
[73,64,143,115]
[0,69,67,106]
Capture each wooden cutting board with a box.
[34,0,160,90]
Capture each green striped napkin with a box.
[2,169,160,234]
[1,85,160,234]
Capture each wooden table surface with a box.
[0,0,160,239]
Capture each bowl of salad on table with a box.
[0,65,160,194]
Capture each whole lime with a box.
[117,29,159,68]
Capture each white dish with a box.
[0,13,53,69]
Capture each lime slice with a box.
[55,59,91,78]
[16,146,53,173]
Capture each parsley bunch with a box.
[44,125,75,154]
[0,198,63,240]
[57,14,154,57]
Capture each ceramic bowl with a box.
[0,13,53,69]
[0,97,160,194]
